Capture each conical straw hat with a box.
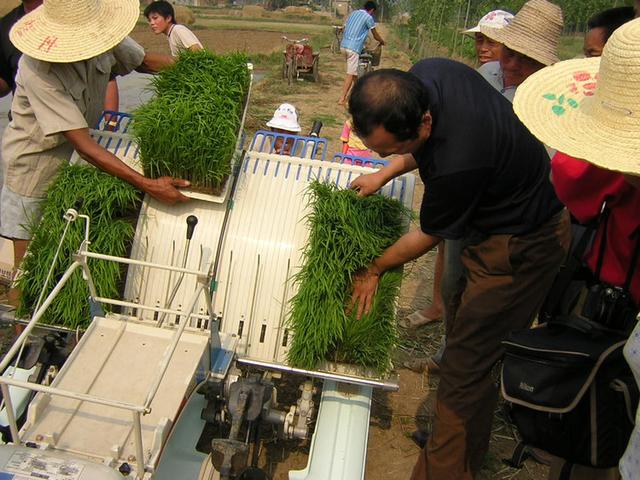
[481,0,563,66]
[513,17,640,176]
[10,0,139,63]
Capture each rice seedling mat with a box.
[123,151,415,382]
[132,52,253,204]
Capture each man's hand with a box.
[349,264,381,319]
[350,171,385,197]
[143,176,190,204]
[64,128,191,206]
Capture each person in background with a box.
[2,0,189,305]
[584,6,635,58]
[463,9,514,65]
[144,0,203,57]
[340,118,372,159]
[266,103,301,156]
[338,1,385,105]
[513,17,640,480]
[479,0,562,103]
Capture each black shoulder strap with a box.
[541,219,597,320]
[623,226,640,292]
[594,206,610,279]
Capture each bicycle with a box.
[357,43,382,78]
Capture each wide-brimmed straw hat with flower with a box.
[9,0,139,63]
[513,17,640,176]
[481,0,563,66]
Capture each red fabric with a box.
[551,152,640,304]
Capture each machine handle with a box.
[309,121,323,137]
[186,215,198,240]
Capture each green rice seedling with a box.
[132,50,250,193]
[16,165,141,329]
[287,181,409,373]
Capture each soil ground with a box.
[0,10,550,480]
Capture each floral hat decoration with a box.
[513,17,640,175]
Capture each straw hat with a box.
[464,10,514,35]
[9,0,139,63]
[513,18,640,175]
[267,103,301,133]
[481,0,563,66]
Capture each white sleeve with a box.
[174,25,203,50]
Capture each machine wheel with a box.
[312,58,319,82]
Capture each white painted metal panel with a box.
[120,150,415,364]
[21,317,208,466]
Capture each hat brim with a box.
[10,0,140,63]
[514,57,640,176]
[463,26,480,34]
[481,25,559,66]
[266,120,301,133]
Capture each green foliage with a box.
[395,0,636,61]
[287,182,410,373]
[16,165,141,329]
[132,50,250,191]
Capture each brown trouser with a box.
[411,209,571,480]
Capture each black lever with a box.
[309,120,323,137]
[186,215,198,240]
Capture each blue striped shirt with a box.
[340,9,375,53]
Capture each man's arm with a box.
[350,229,440,319]
[350,153,417,196]
[64,128,189,205]
[135,52,174,74]
[371,27,385,46]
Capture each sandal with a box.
[398,310,442,329]
[402,356,440,374]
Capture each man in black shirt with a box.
[349,60,570,479]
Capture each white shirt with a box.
[167,24,203,57]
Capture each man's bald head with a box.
[348,69,431,142]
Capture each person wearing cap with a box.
[1,0,190,293]
[144,1,203,58]
[513,17,640,480]
[463,10,513,65]
[266,103,301,155]
[346,59,570,479]
[338,1,385,106]
[478,0,563,103]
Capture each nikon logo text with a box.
[519,382,534,392]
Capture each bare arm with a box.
[135,52,174,74]
[371,27,385,46]
[63,128,189,205]
[350,229,441,319]
[188,44,203,52]
[350,153,417,196]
